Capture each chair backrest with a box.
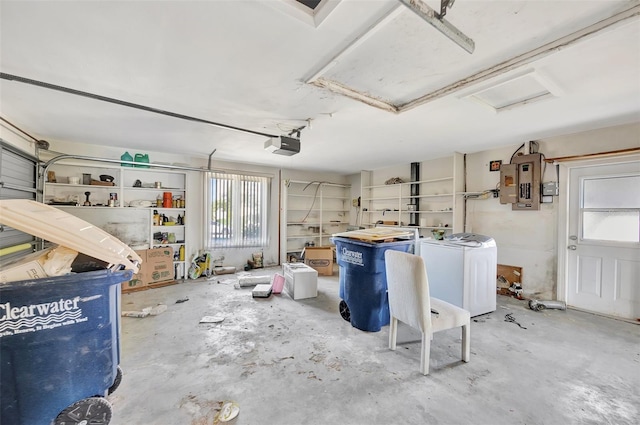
[385,250,432,332]
[385,250,431,332]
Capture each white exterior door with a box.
[566,160,640,319]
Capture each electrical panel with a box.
[499,164,517,204]
[500,153,542,211]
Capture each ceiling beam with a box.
[397,0,475,54]
[307,3,639,116]
[311,78,399,113]
[398,3,640,113]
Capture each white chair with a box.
[384,250,470,375]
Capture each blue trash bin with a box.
[0,268,132,425]
[332,237,413,332]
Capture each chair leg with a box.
[420,332,431,375]
[389,316,398,350]
[461,324,470,363]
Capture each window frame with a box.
[579,172,640,245]
[206,172,271,249]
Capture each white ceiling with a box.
[1,0,639,174]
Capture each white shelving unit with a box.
[43,162,189,279]
[281,180,350,262]
[360,153,465,237]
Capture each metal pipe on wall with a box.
[410,162,420,226]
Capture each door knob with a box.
[568,245,577,250]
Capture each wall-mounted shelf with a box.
[281,180,350,262]
[43,163,190,279]
[360,155,464,236]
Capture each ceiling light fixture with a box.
[397,0,475,54]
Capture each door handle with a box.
[568,245,577,250]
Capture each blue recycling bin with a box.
[332,237,414,332]
[0,268,132,425]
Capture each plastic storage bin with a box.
[332,236,414,332]
[0,200,141,425]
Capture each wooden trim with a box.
[545,147,640,163]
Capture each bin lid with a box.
[332,227,414,242]
[0,199,141,272]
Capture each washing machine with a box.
[419,233,497,317]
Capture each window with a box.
[581,174,640,243]
[206,172,270,248]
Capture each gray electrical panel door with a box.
[0,141,38,263]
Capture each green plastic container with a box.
[134,153,150,168]
[120,151,133,167]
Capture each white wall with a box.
[349,123,639,299]
[1,122,37,156]
[7,121,637,294]
[38,140,352,270]
[464,122,639,299]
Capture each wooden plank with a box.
[122,280,179,293]
[497,264,522,284]
[332,227,414,241]
[497,264,522,296]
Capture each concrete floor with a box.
[109,268,639,425]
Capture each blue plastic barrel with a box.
[332,237,413,332]
[0,268,132,425]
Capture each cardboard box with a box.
[124,247,174,291]
[302,246,333,276]
[0,246,78,284]
[122,273,147,291]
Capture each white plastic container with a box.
[282,263,318,300]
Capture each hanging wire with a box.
[510,143,525,163]
[300,181,328,223]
